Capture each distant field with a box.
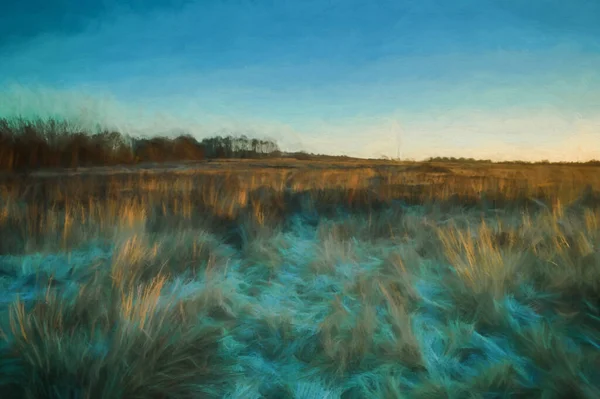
[1,159,599,398]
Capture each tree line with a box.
[2,117,596,172]
[426,156,600,166]
[0,117,281,171]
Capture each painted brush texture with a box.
[0,0,599,396]
[1,0,599,161]
[0,165,599,398]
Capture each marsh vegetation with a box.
[0,119,599,398]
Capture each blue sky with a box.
[1,0,599,160]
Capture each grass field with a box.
[0,159,599,398]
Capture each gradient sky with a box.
[1,0,599,161]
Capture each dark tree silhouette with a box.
[0,117,281,171]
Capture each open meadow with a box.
[1,159,600,398]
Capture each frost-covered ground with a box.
[1,200,600,398]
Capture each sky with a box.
[0,0,599,161]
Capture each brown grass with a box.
[0,158,599,398]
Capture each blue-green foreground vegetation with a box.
[0,121,599,398]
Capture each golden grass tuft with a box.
[1,267,232,398]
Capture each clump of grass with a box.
[509,321,600,398]
[316,262,423,379]
[438,219,524,299]
[0,264,233,398]
[110,230,231,286]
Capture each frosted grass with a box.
[1,207,599,398]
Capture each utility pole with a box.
[393,119,402,161]
[384,117,403,161]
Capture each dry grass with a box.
[0,159,599,398]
